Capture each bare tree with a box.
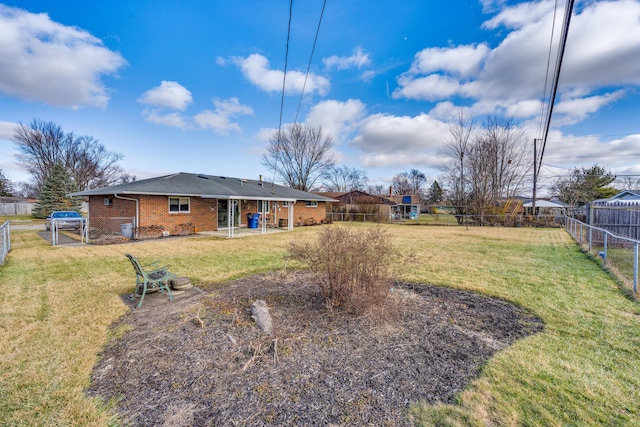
[466,116,530,219]
[322,165,368,192]
[366,184,387,196]
[442,110,473,222]
[12,119,126,193]
[442,113,531,222]
[262,123,336,191]
[13,181,39,199]
[392,169,427,196]
[614,176,640,191]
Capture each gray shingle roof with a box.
[71,172,336,202]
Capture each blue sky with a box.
[1,0,640,194]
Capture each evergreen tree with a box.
[551,164,617,207]
[32,162,81,218]
[427,180,444,204]
[0,169,14,197]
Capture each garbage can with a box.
[247,213,261,229]
[121,223,133,238]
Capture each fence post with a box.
[635,242,639,294]
[52,221,58,246]
[579,223,583,244]
[588,227,592,252]
[603,233,608,265]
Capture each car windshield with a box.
[52,212,81,218]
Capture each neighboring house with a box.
[522,199,567,216]
[389,194,421,219]
[71,172,336,239]
[316,190,419,221]
[592,190,640,204]
[317,190,395,221]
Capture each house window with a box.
[305,201,318,208]
[259,200,270,213]
[169,197,190,213]
[282,201,290,207]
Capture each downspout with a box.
[113,194,139,239]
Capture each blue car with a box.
[45,211,84,231]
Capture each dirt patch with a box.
[87,271,543,426]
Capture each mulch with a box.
[87,271,543,426]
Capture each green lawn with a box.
[1,224,639,426]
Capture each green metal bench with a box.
[125,254,176,308]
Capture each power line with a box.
[537,0,575,178]
[272,0,294,192]
[536,0,560,140]
[294,0,327,124]
[277,0,294,133]
[532,0,575,210]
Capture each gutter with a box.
[113,194,139,239]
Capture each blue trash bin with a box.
[248,213,261,229]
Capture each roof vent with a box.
[197,174,209,179]
[219,176,226,179]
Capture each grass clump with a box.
[288,225,409,314]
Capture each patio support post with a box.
[289,201,295,231]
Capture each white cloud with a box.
[393,0,640,127]
[357,152,448,169]
[194,97,254,135]
[0,121,18,139]
[255,127,275,142]
[408,44,490,78]
[138,81,193,110]
[361,70,377,82]
[0,4,126,109]
[233,53,329,95]
[305,99,366,140]
[482,1,554,29]
[348,113,449,169]
[323,47,371,70]
[542,131,640,172]
[562,0,640,87]
[553,91,624,125]
[394,74,466,101]
[506,99,543,119]
[142,110,189,129]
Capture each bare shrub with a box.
[288,226,409,315]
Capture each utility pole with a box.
[532,138,538,217]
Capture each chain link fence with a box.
[566,216,640,296]
[327,211,566,227]
[88,216,136,244]
[49,218,88,246]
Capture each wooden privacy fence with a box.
[589,204,640,240]
[0,202,33,216]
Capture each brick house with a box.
[72,172,335,239]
